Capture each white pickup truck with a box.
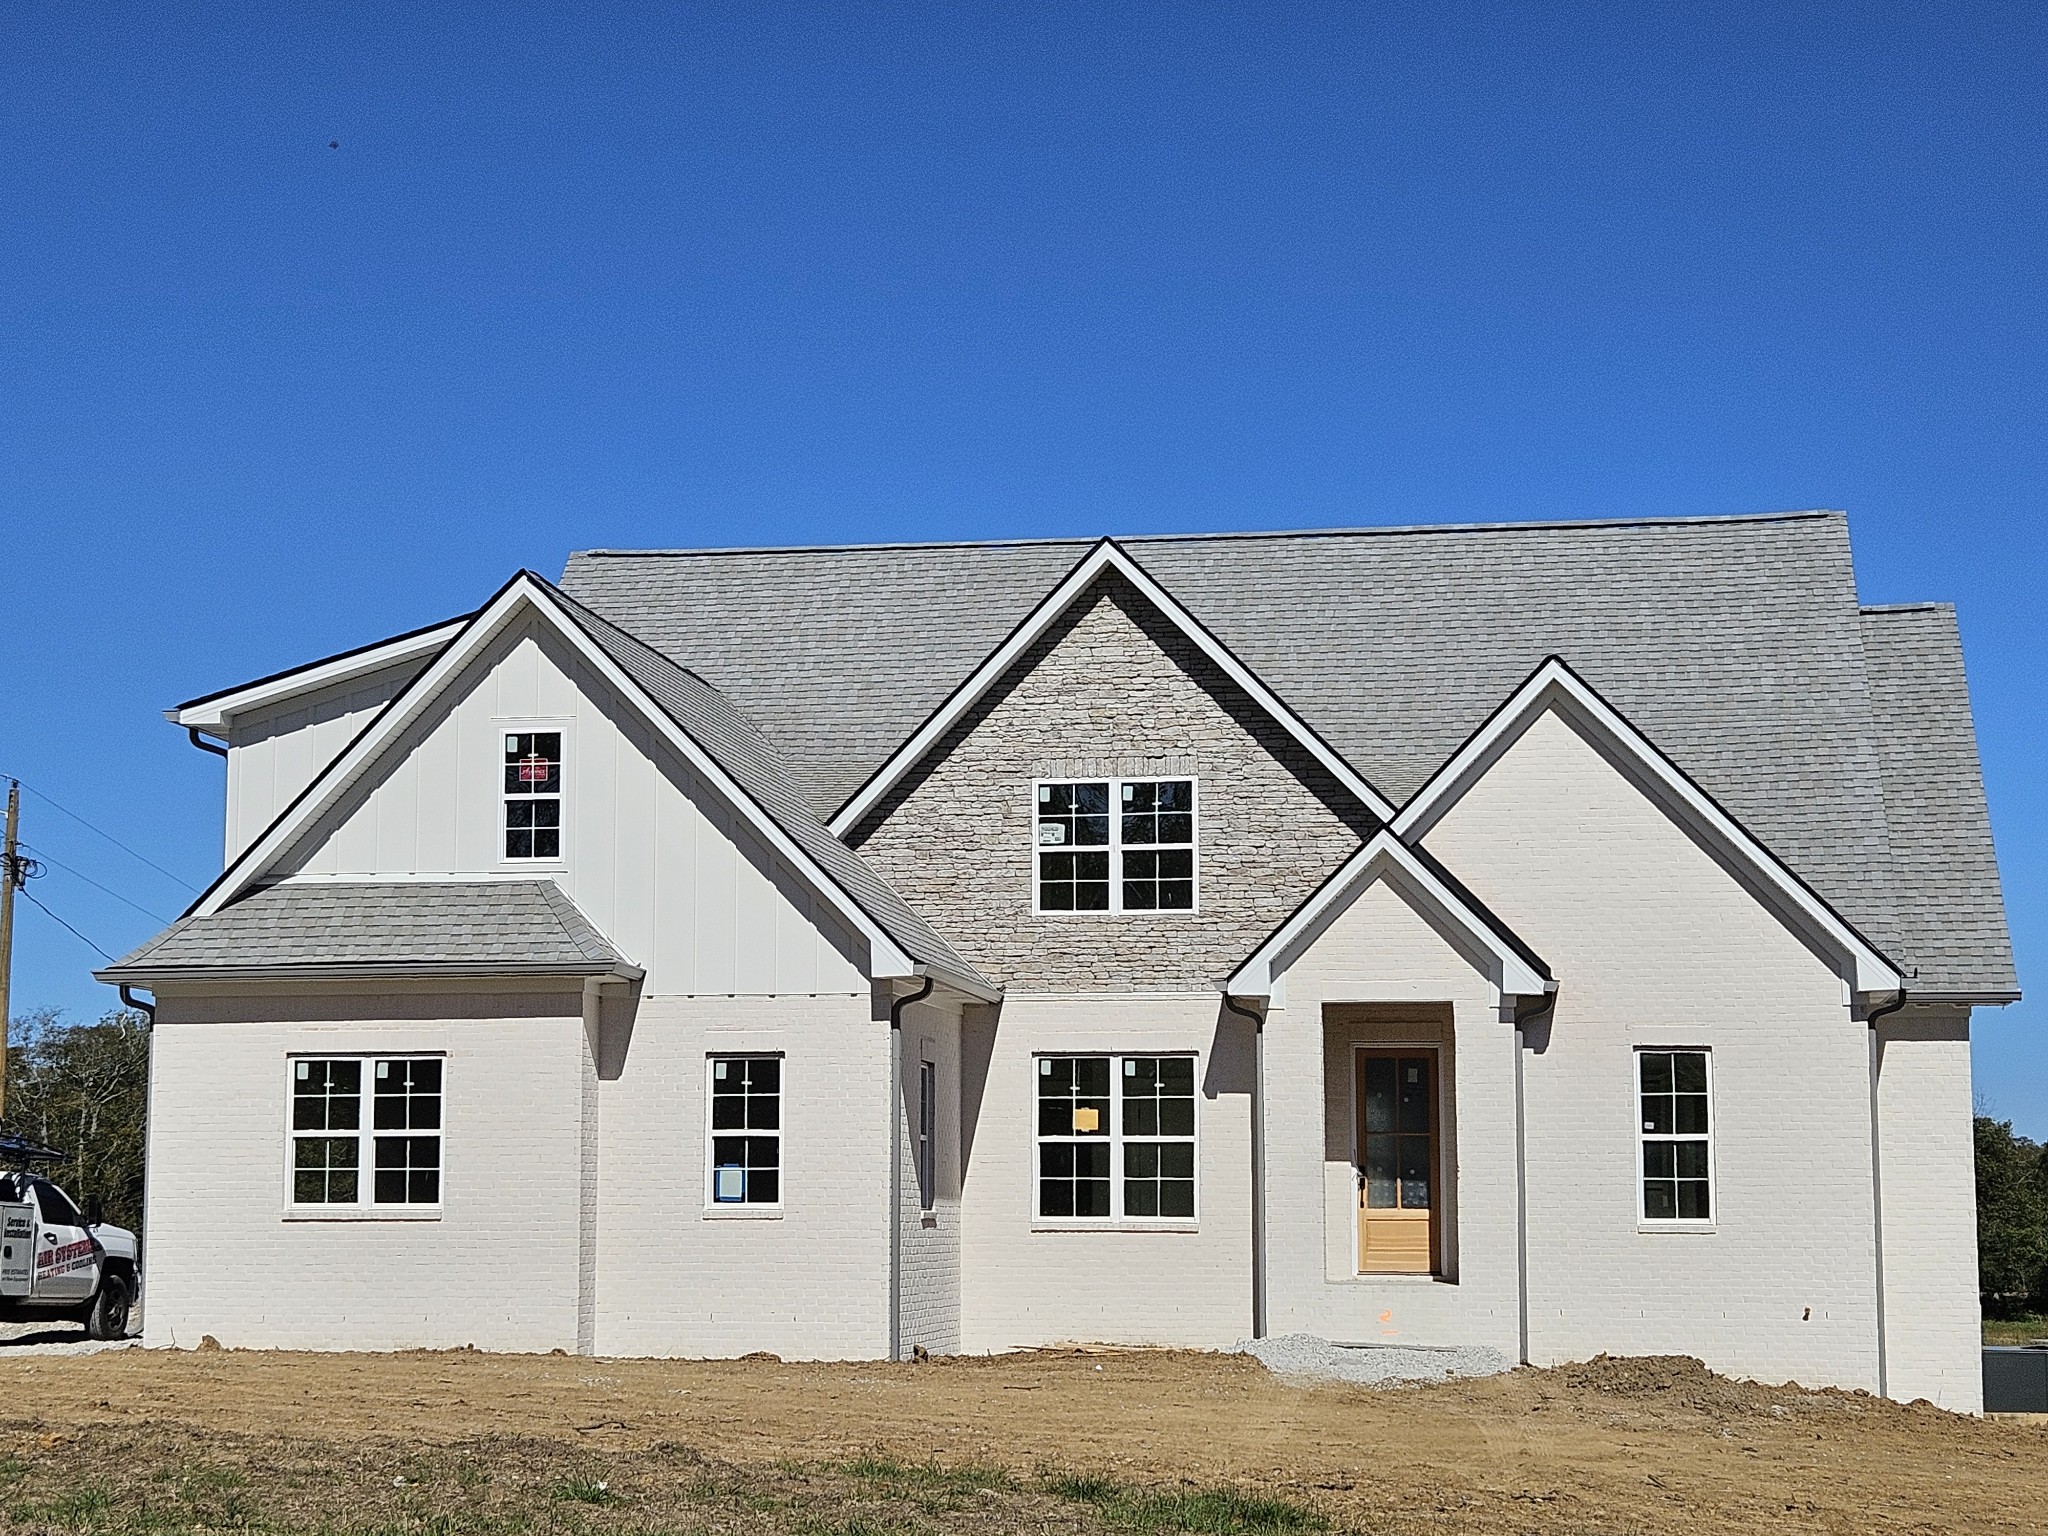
[0,1168,139,1340]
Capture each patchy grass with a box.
[1984,1315,2048,1345]
[1043,1473,1326,1535]
[0,1426,1316,1536]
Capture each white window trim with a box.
[496,717,571,869]
[1030,777,1201,916]
[282,1054,446,1220]
[1635,1046,1716,1231]
[1031,1052,1200,1230]
[703,1052,785,1215]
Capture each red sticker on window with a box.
[519,755,552,783]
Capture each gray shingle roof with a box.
[536,577,991,990]
[560,511,2014,997]
[1858,604,2018,996]
[97,881,627,980]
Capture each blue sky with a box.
[2,3,2042,1130]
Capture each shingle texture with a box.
[101,880,624,977]
[1858,605,2017,995]
[560,512,2014,996]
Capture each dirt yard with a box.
[0,1345,2041,1535]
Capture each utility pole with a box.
[0,779,18,1121]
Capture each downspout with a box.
[185,728,229,759]
[118,985,155,1025]
[1511,989,1557,1368]
[889,974,934,1362]
[119,984,156,1339]
[1863,985,1906,1401]
[1222,994,1266,1341]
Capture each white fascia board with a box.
[1229,831,1550,1000]
[1391,658,1904,997]
[192,577,925,984]
[826,539,1398,836]
[171,620,469,733]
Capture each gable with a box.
[1425,707,1869,1013]
[270,613,871,996]
[846,571,1380,991]
[1396,661,1898,999]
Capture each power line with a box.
[18,843,172,924]
[0,774,200,894]
[16,887,115,963]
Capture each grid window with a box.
[1036,779,1196,913]
[709,1056,781,1205]
[290,1058,442,1208]
[1036,1054,1197,1222]
[917,1060,937,1211]
[504,731,563,859]
[373,1058,443,1204]
[1639,1050,1712,1221]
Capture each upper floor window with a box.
[504,731,562,860]
[1638,1049,1711,1222]
[1035,778,1195,913]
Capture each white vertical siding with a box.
[269,617,869,997]
[224,661,420,864]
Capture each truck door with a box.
[28,1179,99,1302]
[0,1192,32,1299]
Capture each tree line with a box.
[1,1007,149,1232]
[1977,1115,2048,1319]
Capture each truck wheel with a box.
[85,1272,131,1341]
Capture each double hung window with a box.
[1036,1054,1196,1222]
[290,1056,443,1209]
[709,1056,781,1206]
[1035,779,1195,912]
[1637,1049,1712,1222]
[504,731,562,860]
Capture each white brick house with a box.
[101,512,2015,1411]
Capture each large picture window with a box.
[709,1056,781,1206]
[290,1056,442,1209]
[1036,1054,1196,1222]
[1638,1049,1712,1222]
[1035,779,1195,913]
[504,730,562,860]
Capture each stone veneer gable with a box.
[847,574,1380,990]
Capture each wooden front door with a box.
[1356,1051,1438,1274]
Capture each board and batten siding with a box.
[267,616,870,997]
[224,660,422,864]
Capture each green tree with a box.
[1975,1114,2048,1315]
[1,1007,150,1232]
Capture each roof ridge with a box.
[567,509,1843,562]
[1860,602,1955,616]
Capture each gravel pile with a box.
[1241,1332,1512,1386]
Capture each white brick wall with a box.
[142,984,591,1353]
[1875,1008,1982,1412]
[958,993,1253,1353]
[1262,879,1521,1354]
[1426,709,1885,1392]
[896,996,963,1356]
[591,992,892,1360]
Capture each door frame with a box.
[1350,1042,1447,1276]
